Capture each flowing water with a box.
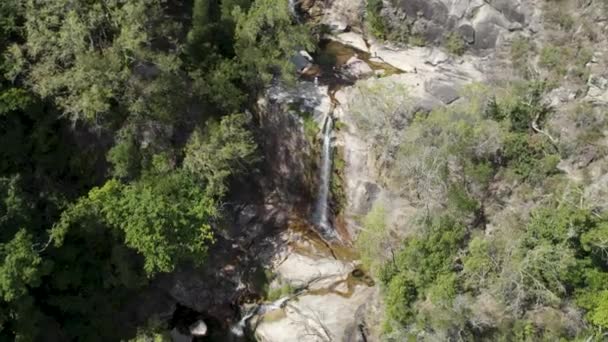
[313,112,336,239]
[288,0,299,22]
[230,297,290,337]
[226,39,401,340]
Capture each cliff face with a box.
[297,0,608,340]
[385,0,532,49]
[321,0,608,231]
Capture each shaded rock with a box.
[237,205,259,226]
[343,56,374,79]
[472,22,501,50]
[412,19,446,43]
[351,181,380,214]
[458,24,475,44]
[488,0,526,24]
[291,51,314,73]
[392,0,449,24]
[471,5,510,50]
[170,328,191,342]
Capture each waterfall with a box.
[288,0,300,22]
[230,310,256,337]
[313,113,335,237]
[230,297,290,337]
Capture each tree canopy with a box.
[0,0,303,339]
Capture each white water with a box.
[313,113,335,238]
[288,0,298,21]
[230,297,290,337]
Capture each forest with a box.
[0,0,311,340]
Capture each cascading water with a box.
[313,113,335,238]
[288,0,299,22]
[230,297,290,337]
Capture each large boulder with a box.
[342,56,374,79]
[189,320,208,337]
[383,0,530,51]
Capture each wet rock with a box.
[276,252,353,287]
[255,284,376,342]
[343,56,374,79]
[189,320,208,337]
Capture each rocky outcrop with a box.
[252,226,376,342]
[255,285,376,342]
[257,81,331,207]
[384,0,532,50]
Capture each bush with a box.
[539,44,572,77]
[266,282,296,301]
[356,203,389,274]
[444,32,466,56]
[366,0,388,40]
[510,36,534,76]
[376,214,468,334]
[503,132,559,183]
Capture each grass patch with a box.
[266,282,296,301]
[539,44,571,77]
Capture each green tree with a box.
[233,0,314,86]
[23,0,183,124]
[84,173,217,275]
[184,113,259,197]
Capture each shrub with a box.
[366,0,388,40]
[510,36,535,76]
[356,203,389,274]
[503,132,560,183]
[539,44,572,77]
[444,32,466,56]
[266,282,296,301]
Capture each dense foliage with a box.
[0,0,308,340]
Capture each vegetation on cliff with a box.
[354,80,608,340]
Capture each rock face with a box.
[382,0,531,50]
[255,286,376,342]
[252,226,375,342]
